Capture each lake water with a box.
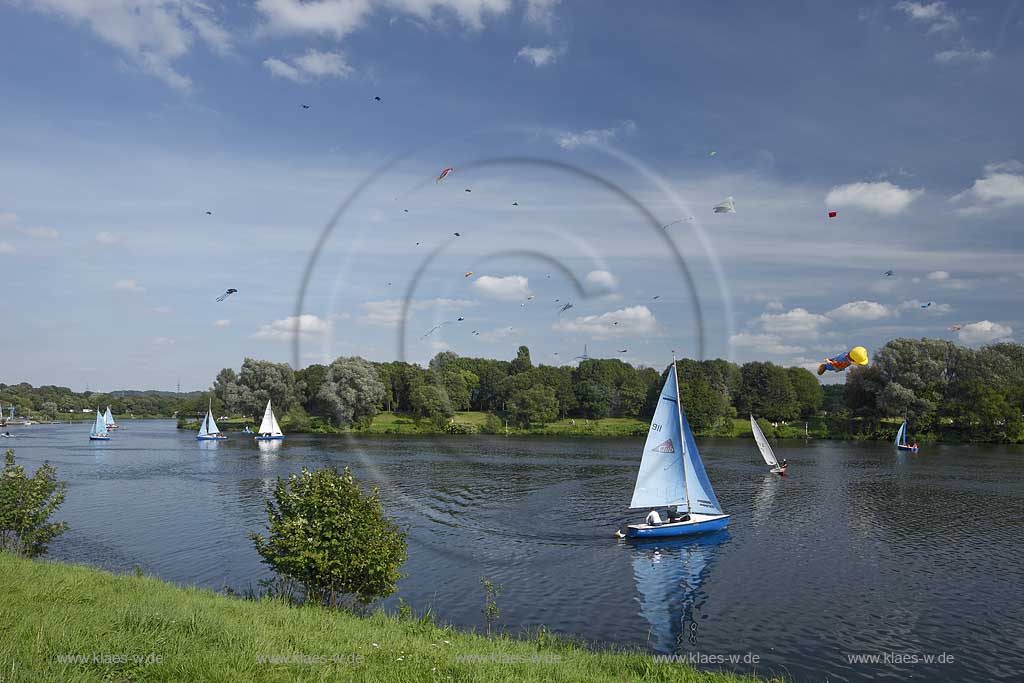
[7,421,1024,682]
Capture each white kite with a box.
[713,197,736,214]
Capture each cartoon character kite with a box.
[817,346,869,376]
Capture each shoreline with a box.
[1,553,760,683]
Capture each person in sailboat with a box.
[667,505,689,523]
[780,459,788,469]
[645,509,664,526]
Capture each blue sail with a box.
[680,403,723,515]
[90,410,106,437]
[197,412,210,437]
[630,365,687,509]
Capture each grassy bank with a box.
[0,553,761,683]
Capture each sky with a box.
[1,0,1023,392]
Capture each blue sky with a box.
[2,0,1023,392]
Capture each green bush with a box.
[0,450,68,558]
[480,414,505,435]
[249,466,407,609]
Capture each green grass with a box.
[0,553,763,682]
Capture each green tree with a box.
[507,385,558,427]
[410,383,453,427]
[0,450,68,558]
[509,345,533,375]
[250,467,407,608]
[787,367,823,417]
[237,358,301,420]
[316,357,386,428]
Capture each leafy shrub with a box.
[0,450,68,558]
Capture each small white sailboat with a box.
[622,359,730,539]
[895,416,918,453]
[255,400,285,441]
[750,415,786,475]
[89,409,110,441]
[196,399,227,441]
[104,405,119,430]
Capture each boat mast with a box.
[672,354,691,514]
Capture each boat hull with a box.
[196,435,227,441]
[626,513,731,539]
[89,436,110,441]
[897,445,919,453]
[255,435,285,441]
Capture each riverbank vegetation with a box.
[0,554,762,682]
[0,384,200,422]
[193,338,1024,443]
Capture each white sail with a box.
[197,411,210,437]
[258,400,283,436]
[750,416,778,467]
[630,365,688,509]
[206,411,221,435]
[895,419,907,447]
[104,406,116,426]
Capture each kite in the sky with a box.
[921,302,933,309]
[708,151,717,157]
[512,201,519,206]
[436,167,454,183]
[828,211,837,218]
[662,217,695,230]
[817,346,869,376]
[652,295,661,300]
[883,270,895,277]
[618,349,628,353]
[403,209,409,213]
[301,104,310,109]
[464,188,472,193]
[374,96,381,101]
[420,318,463,340]
[205,211,213,215]
[415,241,420,246]
[526,295,535,300]
[464,272,473,278]
[215,288,237,302]
[950,324,962,331]
[713,197,736,214]
[453,232,461,237]
[558,301,574,315]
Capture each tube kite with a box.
[817,346,869,376]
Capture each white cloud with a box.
[357,298,473,327]
[152,306,172,314]
[757,308,830,339]
[553,305,661,339]
[951,161,1024,213]
[0,242,15,255]
[584,269,619,293]
[729,332,805,355]
[524,0,559,28]
[765,299,784,311]
[827,300,893,321]
[926,270,950,280]
[254,314,329,341]
[17,226,59,240]
[934,46,994,64]
[898,299,952,313]
[214,319,231,328]
[153,337,177,346]
[958,320,1012,345]
[17,1,233,90]
[893,1,958,33]
[471,275,531,301]
[556,120,637,150]
[826,181,923,215]
[516,44,561,67]
[95,231,119,245]
[479,326,519,342]
[264,49,352,82]
[256,0,511,37]
[113,279,145,292]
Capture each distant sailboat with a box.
[89,409,110,441]
[750,415,786,475]
[895,416,918,453]
[255,400,284,441]
[104,406,119,430]
[196,399,227,441]
[622,359,730,539]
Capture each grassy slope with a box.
[0,554,761,683]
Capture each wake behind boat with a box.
[255,400,284,441]
[751,415,787,475]
[622,358,729,539]
[895,415,919,453]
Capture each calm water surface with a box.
[8,421,1024,682]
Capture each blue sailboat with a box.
[89,409,110,441]
[895,416,918,452]
[196,399,227,441]
[623,359,730,539]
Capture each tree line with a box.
[208,346,827,433]
[0,384,200,420]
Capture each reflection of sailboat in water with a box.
[256,439,282,457]
[631,531,730,653]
